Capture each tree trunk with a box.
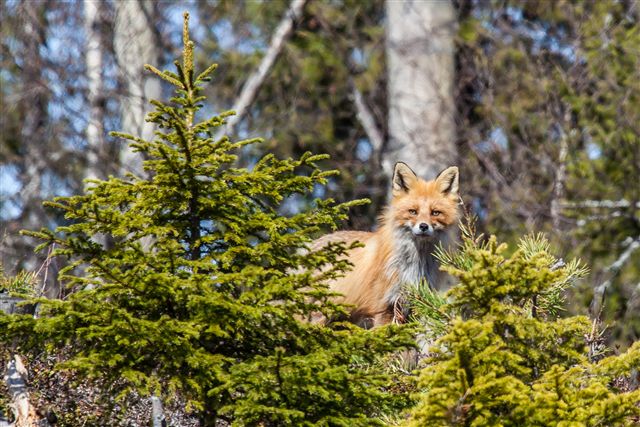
[384,0,457,180]
[12,0,50,274]
[84,0,109,182]
[113,0,162,177]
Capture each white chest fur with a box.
[384,231,441,305]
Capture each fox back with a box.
[312,163,460,327]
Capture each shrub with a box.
[406,225,640,426]
[0,13,415,426]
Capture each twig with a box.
[392,297,406,324]
[35,243,55,297]
[214,0,307,140]
[586,317,607,363]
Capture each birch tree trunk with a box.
[84,0,109,182]
[113,0,162,176]
[384,0,457,180]
[83,0,116,254]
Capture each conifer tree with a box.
[405,227,640,426]
[0,13,415,425]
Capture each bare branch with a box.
[351,82,384,155]
[215,0,307,140]
[561,199,640,209]
[576,211,624,226]
[590,236,640,318]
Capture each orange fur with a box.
[313,163,460,327]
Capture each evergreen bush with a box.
[405,224,640,426]
[0,13,415,426]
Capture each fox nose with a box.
[419,223,431,232]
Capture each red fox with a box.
[313,162,460,327]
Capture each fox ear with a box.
[435,166,459,196]
[392,162,418,196]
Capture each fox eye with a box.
[431,210,442,217]
[408,209,418,215]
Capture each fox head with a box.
[387,162,460,240]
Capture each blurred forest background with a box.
[1,0,638,352]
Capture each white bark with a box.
[384,0,457,179]
[150,395,165,427]
[561,199,640,209]
[113,0,162,176]
[84,0,107,182]
[4,355,37,427]
[215,0,307,140]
